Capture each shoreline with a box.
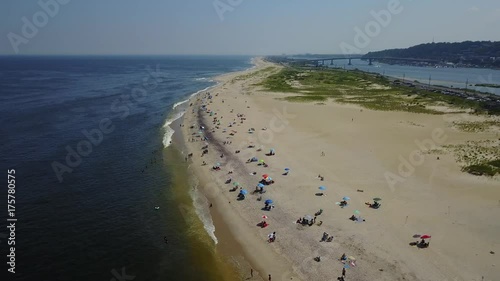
[175,58,499,281]
[169,58,275,280]
[175,58,299,280]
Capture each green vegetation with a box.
[283,95,327,102]
[463,161,500,177]
[453,120,500,132]
[442,140,500,177]
[232,66,278,83]
[475,83,500,88]
[259,67,492,114]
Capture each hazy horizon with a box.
[2,0,500,55]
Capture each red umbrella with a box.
[262,174,269,178]
[262,215,268,219]
[420,235,431,239]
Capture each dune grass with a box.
[259,67,493,114]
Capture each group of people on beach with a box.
[187,90,362,280]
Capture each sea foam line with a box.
[163,84,220,148]
[189,184,218,244]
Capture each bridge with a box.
[290,56,441,67]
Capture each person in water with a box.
[164,236,168,244]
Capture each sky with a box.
[1,0,500,55]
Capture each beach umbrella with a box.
[420,235,431,239]
[348,256,356,261]
[354,210,360,215]
[319,186,326,190]
[373,197,382,201]
[233,182,239,186]
[262,174,269,178]
[257,183,265,188]
[259,159,265,163]
[266,177,273,181]
[343,196,351,201]
[304,215,313,221]
[343,264,350,269]
[265,199,273,205]
[262,215,268,219]
[216,162,220,167]
[240,189,248,195]
[284,168,290,171]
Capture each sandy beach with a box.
[179,58,500,281]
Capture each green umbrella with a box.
[373,198,382,201]
[354,210,360,215]
[233,182,239,186]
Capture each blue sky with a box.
[1,0,499,55]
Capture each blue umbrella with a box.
[240,189,248,195]
[343,196,351,201]
[257,183,265,188]
[319,186,326,190]
[265,199,273,205]
[284,168,290,171]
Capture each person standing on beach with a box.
[250,268,253,277]
[342,267,346,277]
[268,274,271,281]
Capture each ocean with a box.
[0,55,252,281]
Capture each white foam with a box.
[162,110,185,148]
[163,80,224,148]
[194,77,214,82]
[189,179,218,244]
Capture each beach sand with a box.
[179,58,500,281]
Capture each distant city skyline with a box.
[1,0,500,55]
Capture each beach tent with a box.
[240,189,248,195]
[265,199,273,205]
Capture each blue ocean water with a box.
[0,55,252,281]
